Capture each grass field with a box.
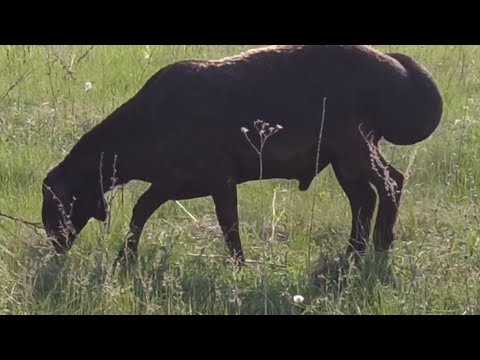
[0,45,479,315]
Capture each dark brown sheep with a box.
[41,45,443,266]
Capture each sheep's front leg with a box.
[114,185,167,268]
[211,180,245,265]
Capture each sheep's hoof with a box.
[228,253,247,268]
[112,248,138,273]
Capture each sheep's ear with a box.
[55,183,69,200]
[93,198,107,222]
[44,170,69,201]
[44,181,70,207]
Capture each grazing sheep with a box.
[41,45,443,266]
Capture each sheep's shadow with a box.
[311,251,397,291]
[24,243,109,307]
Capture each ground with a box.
[0,45,479,315]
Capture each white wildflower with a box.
[144,45,151,60]
[293,295,304,305]
[85,82,93,92]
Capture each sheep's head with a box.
[41,170,107,253]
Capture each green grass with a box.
[0,45,479,315]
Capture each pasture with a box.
[0,45,479,315]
